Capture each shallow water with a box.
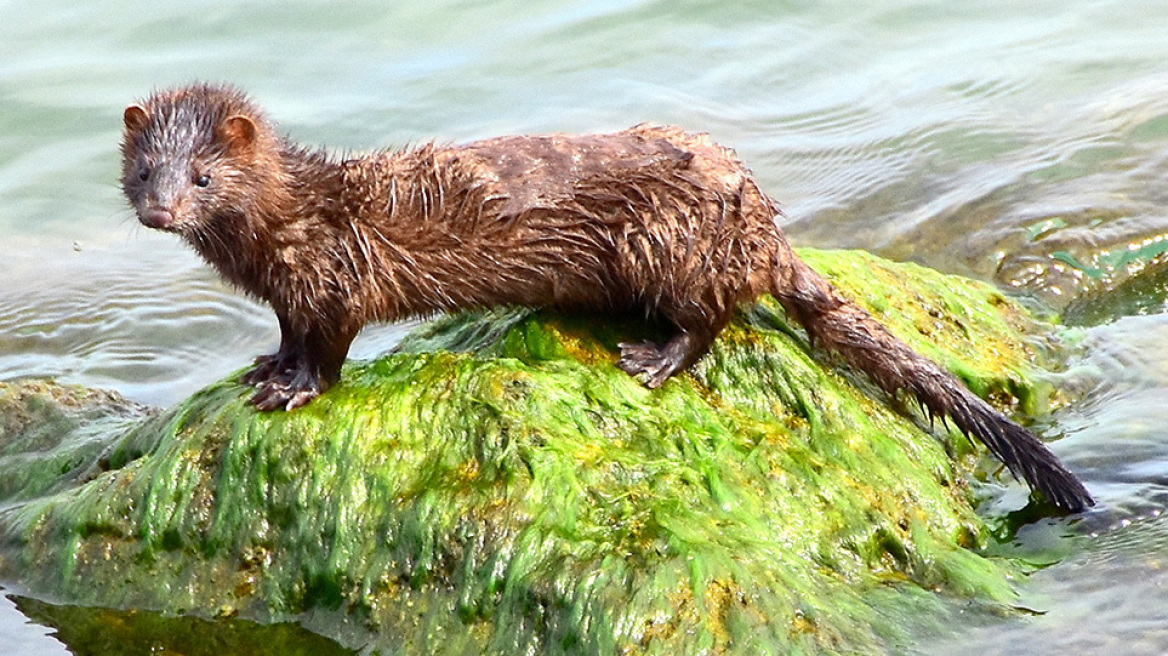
[2,0,1168,653]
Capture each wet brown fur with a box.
[120,83,1093,511]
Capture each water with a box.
[0,591,67,656]
[2,0,1168,652]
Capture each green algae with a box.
[0,249,1058,654]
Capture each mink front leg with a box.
[247,319,358,412]
[241,313,298,386]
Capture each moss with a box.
[0,249,1055,654]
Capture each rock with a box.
[0,249,1055,654]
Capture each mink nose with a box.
[140,208,176,230]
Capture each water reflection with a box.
[11,594,356,656]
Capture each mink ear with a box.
[123,104,149,132]
[220,114,258,152]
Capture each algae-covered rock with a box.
[0,249,1055,654]
[0,380,154,503]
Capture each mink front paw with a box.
[241,352,296,386]
[249,366,324,411]
[250,379,321,411]
[618,340,676,388]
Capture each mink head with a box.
[120,83,280,236]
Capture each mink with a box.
[120,83,1093,512]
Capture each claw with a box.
[283,390,318,411]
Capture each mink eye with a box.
[195,174,211,188]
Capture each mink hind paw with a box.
[618,340,680,388]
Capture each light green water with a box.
[2,0,1168,653]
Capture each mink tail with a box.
[771,256,1094,512]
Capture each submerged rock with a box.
[0,249,1056,654]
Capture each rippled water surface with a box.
[3,0,1168,653]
